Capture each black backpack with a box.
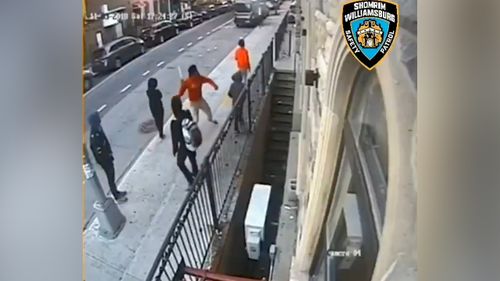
[181,118,202,151]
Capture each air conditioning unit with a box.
[338,193,363,270]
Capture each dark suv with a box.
[176,11,203,29]
[91,36,145,74]
[140,20,179,47]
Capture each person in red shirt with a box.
[178,65,219,124]
[234,38,251,83]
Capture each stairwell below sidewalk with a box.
[211,69,296,280]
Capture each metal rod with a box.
[205,163,219,230]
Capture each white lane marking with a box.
[97,104,107,112]
[197,36,203,40]
[84,19,234,99]
[178,48,185,52]
[120,84,132,93]
[142,70,150,76]
[187,42,193,47]
[157,61,165,67]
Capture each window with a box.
[109,40,126,52]
[347,69,388,227]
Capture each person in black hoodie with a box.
[170,96,199,186]
[146,78,165,139]
[228,71,245,133]
[88,112,127,203]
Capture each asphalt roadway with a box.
[84,12,256,228]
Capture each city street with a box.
[84,12,257,228]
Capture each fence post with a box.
[246,85,253,133]
[261,59,266,95]
[205,162,219,231]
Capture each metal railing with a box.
[147,12,289,281]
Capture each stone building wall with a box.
[290,0,417,280]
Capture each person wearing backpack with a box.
[170,96,200,187]
[177,64,219,124]
[88,112,127,203]
[146,77,165,139]
[228,71,245,133]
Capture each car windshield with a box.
[92,48,106,59]
[234,3,251,12]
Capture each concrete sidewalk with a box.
[85,22,252,228]
[84,5,291,281]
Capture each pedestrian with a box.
[234,38,251,83]
[146,78,165,139]
[228,71,245,133]
[170,96,199,187]
[88,112,127,203]
[178,64,219,124]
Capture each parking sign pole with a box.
[83,146,126,239]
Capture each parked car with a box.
[176,11,203,29]
[217,2,232,14]
[207,4,219,15]
[140,20,179,47]
[199,10,212,20]
[91,36,145,74]
[266,0,280,11]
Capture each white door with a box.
[115,23,123,38]
[95,32,103,48]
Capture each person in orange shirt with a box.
[178,65,219,124]
[234,38,251,83]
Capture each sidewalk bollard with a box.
[83,147,126,239]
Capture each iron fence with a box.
[147,13,289,281]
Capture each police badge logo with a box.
[341,0,399,70]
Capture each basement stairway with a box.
[258,69,296,279]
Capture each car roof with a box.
[152,20,172,27]
[100,36,136,52]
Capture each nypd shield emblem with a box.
[341,0,399,70]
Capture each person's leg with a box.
[200,98,217,124]
[242,70,248,84]
[187,150,199,177]
[100,160,125,200]
[154,111,164,138]
[190,101,200,123]
[177,148,194,184]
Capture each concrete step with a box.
[272,80,295,90]
[263,163,287,177]
[270,132,290,142]
[269,124,292,133]
[269,142,290,152]
[272,95,294,106]
[274,71,296,82]
[272,114,293,124]
[265,151,289,162]
[272,105,293,115]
